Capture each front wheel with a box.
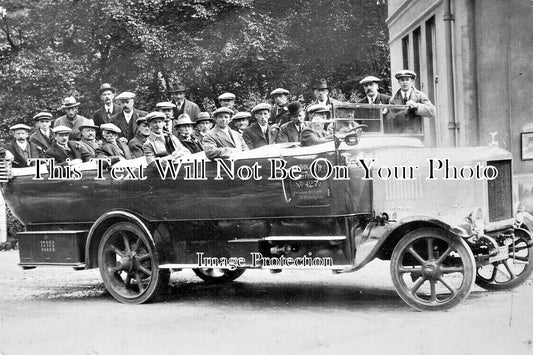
[98,222,168,304]
[193,268,245,284]
[476,228,533,290]
[390,228,476,311]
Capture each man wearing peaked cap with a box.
[29,112,54,158]
[243,103,279,150]
[276,101,309,143]
[269,88,291,127]
[143,111,191,165]
[44,126,87,166]
[128,116,151,158]
[217,92,237,112]
[93,83,121,132]
[168,82,200,122]
[54,96,90,140]
[387,69,435,133]
[4,124,39,168]
[194,112,214,143]
[300,105,333,147]
[202,106,248,160]
[229,111,251,135]
[96,123,133,164]
[110,91,148,142]
[357,76,391,105]
[175,114,203,154]
[155,101,177,134]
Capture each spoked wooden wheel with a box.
[98,222,168,304]
[193,268,245,284]
[476,229,533,290]
[390,228,476,311]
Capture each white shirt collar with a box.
[123,110,133,123]
[16,141,28,150]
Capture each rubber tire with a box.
[193,268,245,284]
[390,228,476,311]
[98,222,166,304]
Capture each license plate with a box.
[489,246,509,262]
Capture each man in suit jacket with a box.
[300,105,333,147]
[388,70,436,134]
[96,123,133,165]
[306,79,343,119]
[143,112,191,165]
[45,126,89,165]
[29,112,54,158]
[243,103,279,150]
[229,111,251,135]
[54,96,90,140]
[194,112,214,143]
[128,116,151,158]
[169,83,201,121]
[276,102,309,143]
[203,107,248,160]
[175,114,204,154]
[93,83,121,134]
[4,124,39,168]
[111,91,148,141]
[269,88,291,127]
[357,76,392,104]
[75,119,100,160]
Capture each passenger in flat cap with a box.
[194,112,214,143]
[54,96,90,140]
[93,83,121,131]
[168,82,200,122]
[29,112,54,158]
[203,107,248,160]
[143,112,191,166]
[128,116,151,159]
[387,70,435,134]
[357,76,391,104]
[243,104,279,150]
[276,101,309,143]
[217,92,237,114]
[45,126,85,166]
[269,88,290,127]
[155,101,176,135]
[300,105,334,147]
[175,114,203,154]
[229,111,251,135]
[96,123,133,164]
[4,124,39,168]
[110,91,148,142]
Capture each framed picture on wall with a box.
[521,132,533,160]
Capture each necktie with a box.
[164,135,175,154]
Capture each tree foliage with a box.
[0,0,389,138]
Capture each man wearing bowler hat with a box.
[4,124,39,167]
[269,88,290,127]
[388,70,435,133]
[54,96,90,139]
[169,82,200,121]
[111,91,148,141]
[96,123,133,164]
[203,107,248,160]
[29,112,54,158]
[243,103,279,150]
[357,76,391,104]
[175,114,203,154]
[93,83,121,129]
[276,101,309,143]
[128,116,151,158]
[45,126,87,165]
[194,112,214,143]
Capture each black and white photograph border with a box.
[0,1,532,355]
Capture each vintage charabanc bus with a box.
[1,103,532,311]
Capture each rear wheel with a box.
[476,229,533,290]
[193,268,245,284]
[98,222,168,304]
[390,228,476,311]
